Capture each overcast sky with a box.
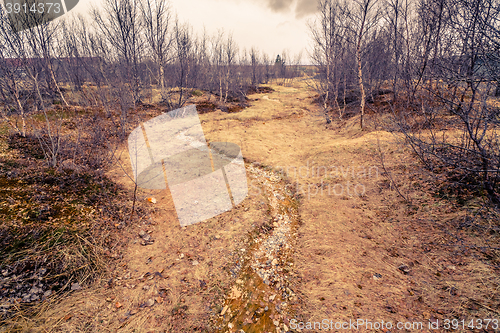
[74,0,319,63]
[169,0,318,61]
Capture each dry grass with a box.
[1,78,499,332]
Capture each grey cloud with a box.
[295,0,319,18]
[267,0,294,12]
[259,0,319,18]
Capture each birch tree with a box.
[140,0,172,97]
[351,0,380,128]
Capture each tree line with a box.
[0,0,303,138]
[310,0,500,205]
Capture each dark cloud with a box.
[266,0,294,12]
[260,0,319,18]
[295,0,319,18]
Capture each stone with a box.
[398,264,410,275]
[146,298,155,307]
[71,283,82,291]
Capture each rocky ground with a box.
[214,164,301,332]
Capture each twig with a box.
[376,136,412,205]
[130,182,138,221]
[468,297,500,315]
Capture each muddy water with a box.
[215,164,300,333]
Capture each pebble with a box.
[215,165,300,330]
[29,287,41,294]
[71,283,82,291]
[398,264,410,275]
[146,298,155,307]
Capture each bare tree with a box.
[171,20,193,108]
[0,9,30,136]
[310,0,354,120]
[398,0,500,206]
[262,52,273,83]
[384,0,405,102]
[224,33,237,103]
[249,47,259,86]
[195,28,211,92]
[350,0,380,128]
[208,30,223,99]
[140,0,172,98]
[22,12,69,106]
[92,0,144,105]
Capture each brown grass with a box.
[1,78,499,332]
